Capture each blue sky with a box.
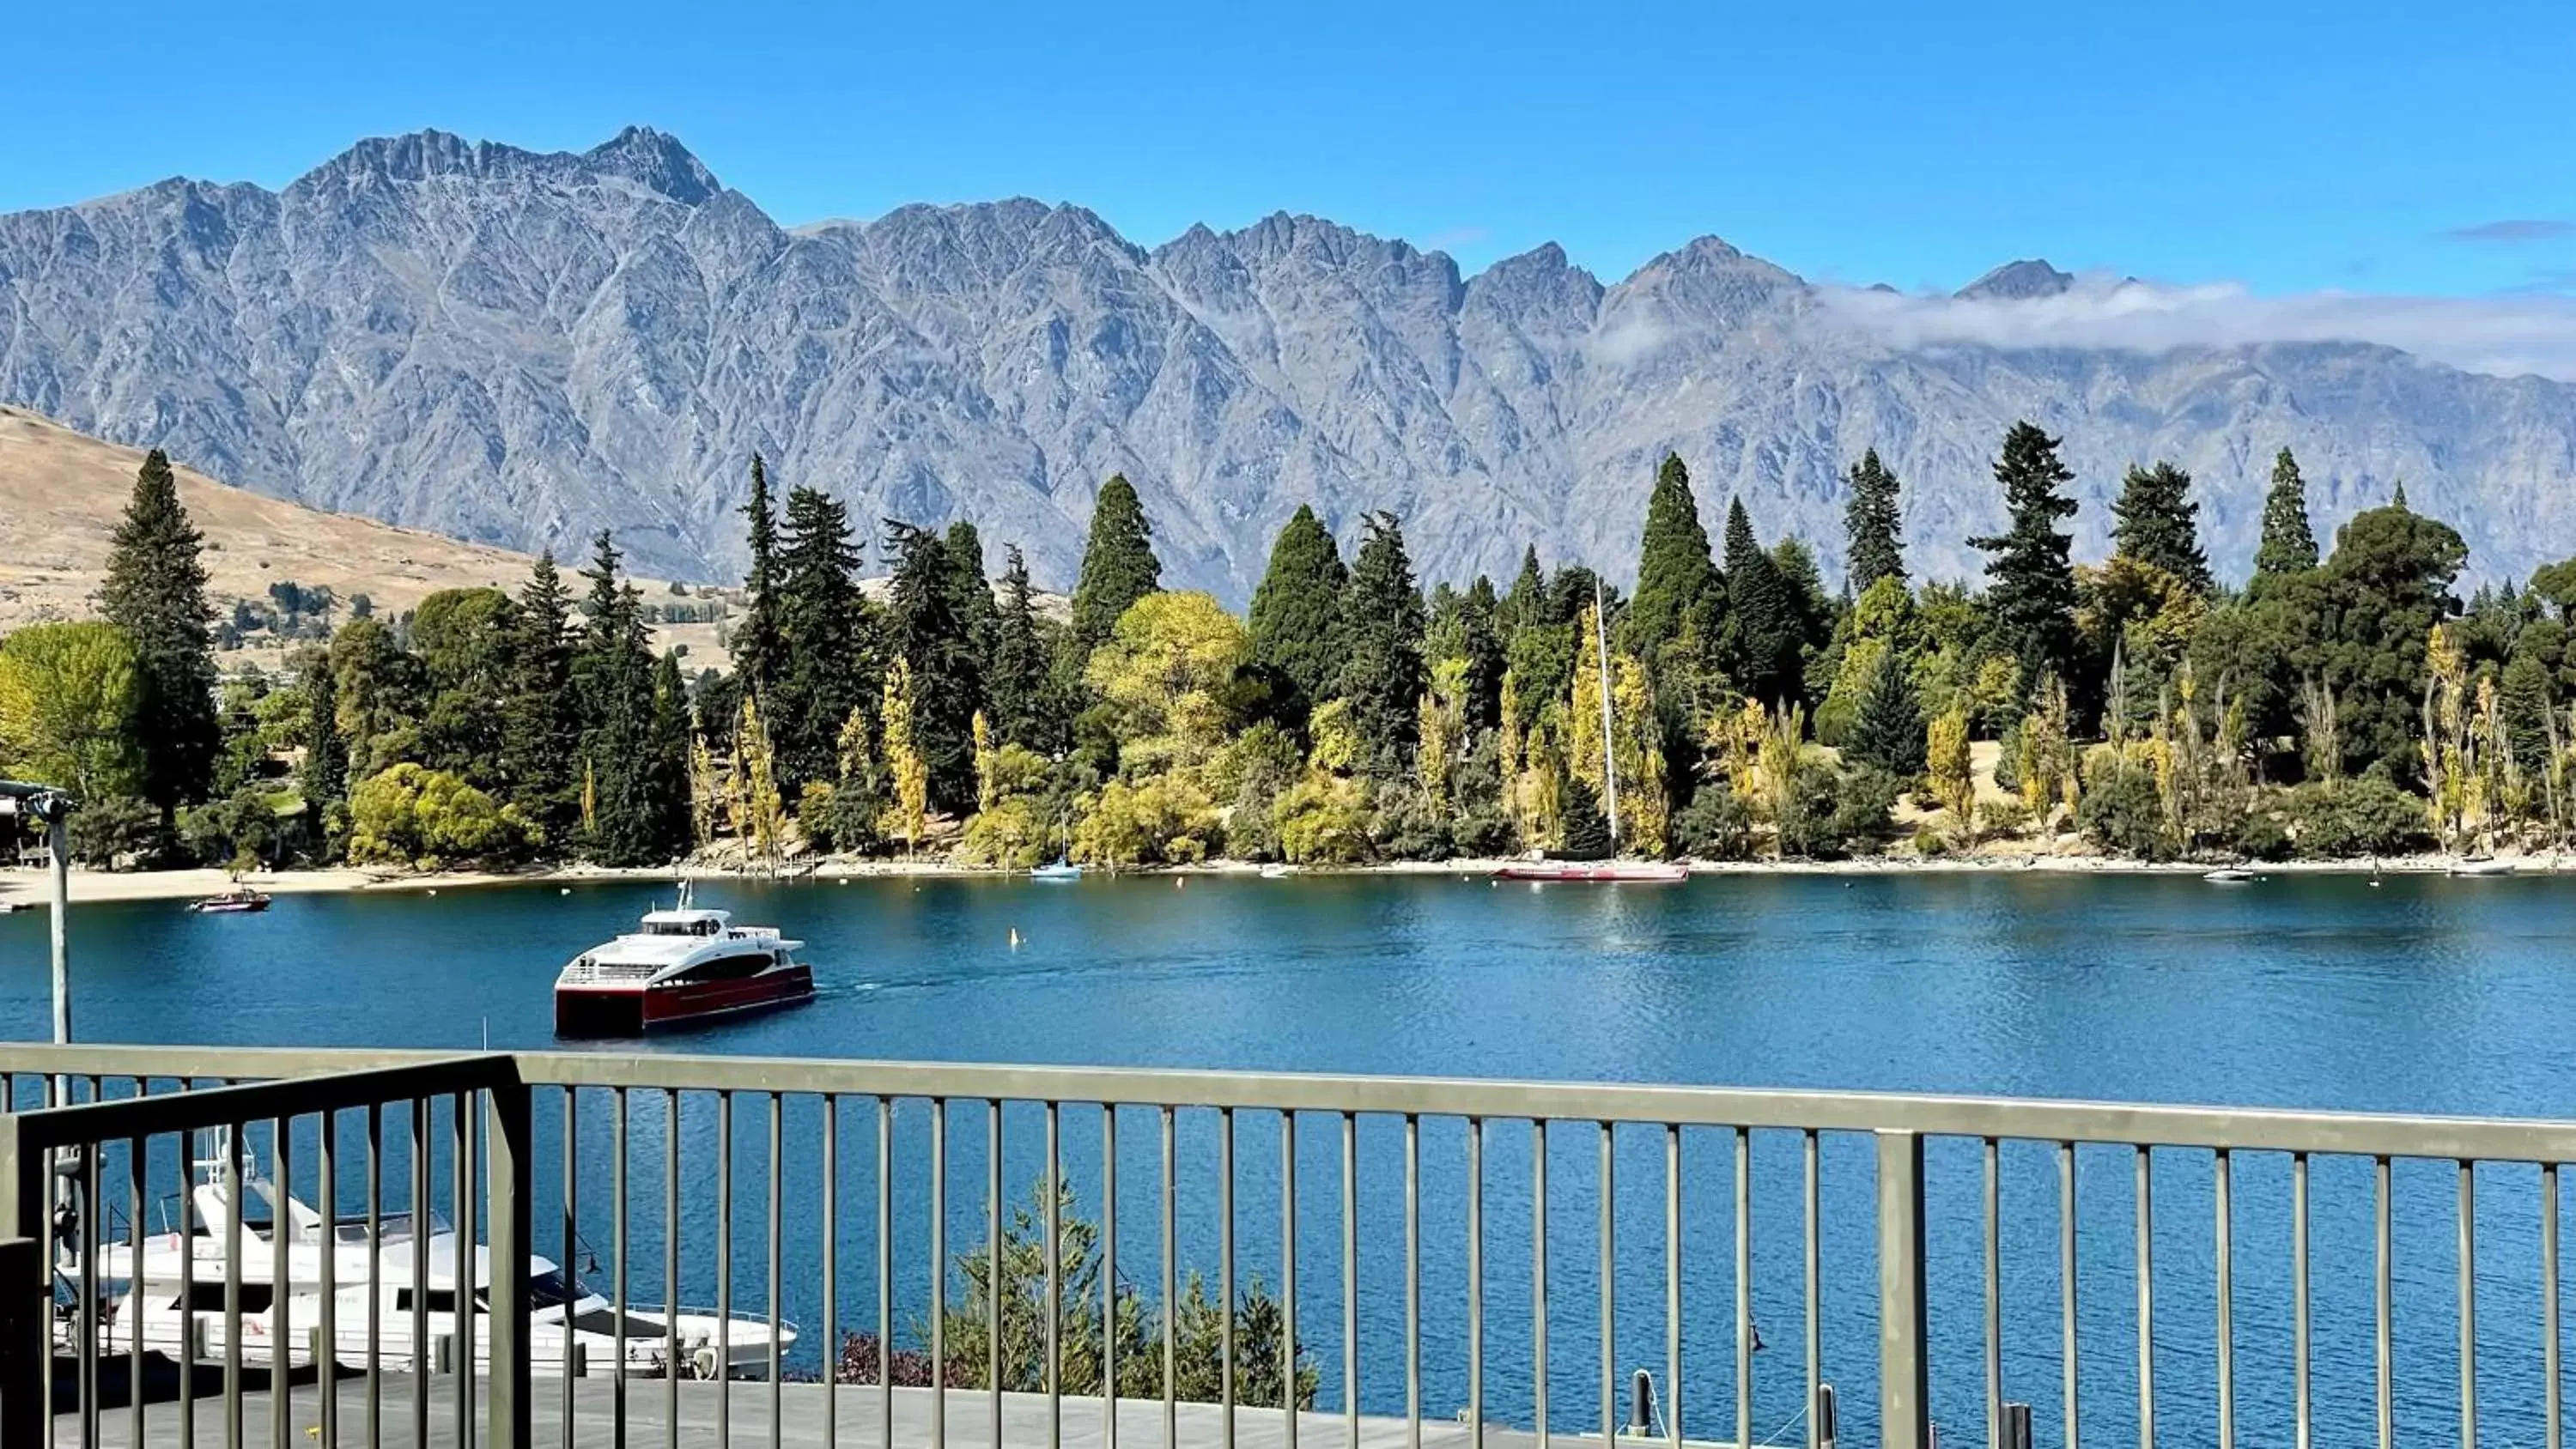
[7,0,2571,297]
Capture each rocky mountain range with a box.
[3,126,2573,601]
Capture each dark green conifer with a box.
[1337,512,1427,777]
[1969,422,2081,694]
[1844,647,1928,776]
[2251,448,2319,591]
[1722,498,1801,703]
[300,644,346,853]
[2111,461,2214,594]
[885,521,979,812]
[987,545,1059,752]
[100,448,220,814]
[1248,504,1348,713]
[1069,474,1162,650]
[500,551,580,837]
[1624,453,1721,661]
[1843,450,1906,591]
[732,454,784,692]
[573,532,671,865]
[770,486,867,789]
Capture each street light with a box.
[0,779,79,1082]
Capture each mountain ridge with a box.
[3,126,2573,603]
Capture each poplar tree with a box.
[733,453,784,692]
[1843,450,1907,591]
[1248,504,1348,715]
[1722,498,1801,704]
[1338,512,1426,777]
[1970,422,2081,695]
[100,448,220,815]
[2110,461,2213,594]
[2253,447,2320,585]
[1624,453,1721,662]
[1069,474,1162,651]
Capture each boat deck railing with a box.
[6,1043,2576,1448]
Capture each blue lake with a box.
[5,870,2573,1446]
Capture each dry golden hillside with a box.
[0,405,731,667]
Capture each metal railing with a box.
[6,1042,2576,1449]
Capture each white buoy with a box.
[1009,928,1022,949]
[560,888,572,896]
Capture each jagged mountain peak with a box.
[1958,258,2075,300]
[580,125,722,204]
[295,125,721,204]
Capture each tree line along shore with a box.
[0,427,2561,876]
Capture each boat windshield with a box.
[528,1268,598,1309]
[644,919,720,937]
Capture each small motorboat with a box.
[1030,859,1083,882]
[554,885,813,1035]
[2450,857,2517,877]
[1258,864,1298,879]
[1492,858,1689,883]
[2202,868,2257,884]
[189,887,272,913]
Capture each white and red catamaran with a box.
[553,886,815,1035]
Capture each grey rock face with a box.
[4,127,2574,601]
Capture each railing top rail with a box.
[3,1040,2572,1163]
[0,1053,517,1154]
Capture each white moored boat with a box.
[554,885,815,1036]
[79,1134,792,1378]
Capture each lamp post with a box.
[0,780,78,1094]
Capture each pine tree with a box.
[1625,453,1721,662]
[499,551,580,839]
[2111,461,2214,594]
[1969,422,2081,696]
[2253,448,2320,585]
[1843,450,1906,591]
[987,546,1057,752]
[1069,474,1162,651]
[645,651,696,858]
[1248,504,1348,713]
[100,448,220,814]
[884,520,979,812]
[1722,498,1801,704]
[771,486,868,791]
[733,454,785,692]
[1844,647,1928,776]
[1499,546,1546,639]
[300,644,347,855]
[1337,512,1427,777]
[942,520,998,680]
[572,532,668,864]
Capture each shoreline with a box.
[3,849,2567,906]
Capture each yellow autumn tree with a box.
[736,694,786,862]
[1928,706,1975,836]
[881,658,930,858]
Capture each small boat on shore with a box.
[2202,868,2257,883]
[2450,857,2518,877]
[1258,864,1298,879]
[188,887,272,913]
[553,886,813,1036]
[1030,859,1083,882]
[1493,858,1689,884]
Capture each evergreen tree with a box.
[1070,475,1163,651]
[1337,512,1427,777]
[1844,647,1928,776]
[572,533,670,864]
[771,486,868,790]
[2110,461,2214,595]
[942,519,998,680]
[100,448,220,814]
[2500,652,2555,779]
[300,644,346,853]
[2252,447,2320,585]
[1247,504,1348,714]
[1499,546,1546,639]
[1624,453,1721,662]
[1722,498,1801,704]
[885,521,981,813]
[987,545,1058,752]
[733,454,785,692]
[1969,422,2082,697]
[1844,450,1906,591]
[499,552,580,839]
[644,652,696,858]
[1424,576,1506,731]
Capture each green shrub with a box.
[2286,779,2433,858]
[2076,761,2173,861]
[2233,809,2293,863]
[1673,787,1754,860]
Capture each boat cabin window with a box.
[396,1288,463,1316]
[174,1282,274,1314]
[645,917,721,937]
[530,1269,596,1309]
[672,952,769,982]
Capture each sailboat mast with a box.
[1594,578,1619,844]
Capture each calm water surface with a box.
[3,871,2572,1446]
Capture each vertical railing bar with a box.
[562,1090,577,1449]
[1984,1137,2002,1449]
[128,1130,146,1449]
[1600,1120,1614,1449]
[769,1093,785,1449]
[2215,1149,2234,1449]
[611,1086,628,1449]
[1104,1103,1120,1449]
[932,1098,948,1449]
[2061,1140,2079,1449]
[990,1098,1004,1449]
[823,1094,838,1449]
[227,1119,246,1449]
[1343,1111,1360,1449]
[411,1100,430,1449]
[1665,1122,1680,1449]
[718,1088,734,1449]
[1535,1119,1551,1449]
[178,1104,198,1449]
[273,1115,292,1449]
[367,1101,382,1449]
[1049,1100,1065,1449]
[2136,1146,2153,1449]
[81,1138,100,1449]
[1163,1104,1178,1449]
[1223,1105,1237,1449]
[1406,1113,1421,1449]
[2544,1160,2561,1449]
[1284,1110,1301,1449]
[1804,1130,1820,1449]
[1735,1125,1753,1449]
[458,1094,477,1449]
[2460,1160,2477,1449]
[663,1089,681,1449]
[878,1096,895,1449]
[1469,1115,1485,1446]
[320,1107,338,1449]
[2377,1154,2393,1449]
[2293,1152,2310,1449]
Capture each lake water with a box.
[5,870,2573,1446]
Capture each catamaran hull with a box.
[1491,863,1690,883]
[556,966,815,1036]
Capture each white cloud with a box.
[1814,275,2576,383]
[1589,314,1672,367]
